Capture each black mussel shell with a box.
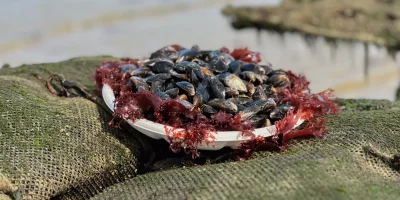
[209,56,229,73]
[207,98,238,113]
[121,64,137,73]
[210,76,226,99]
[176,81,195,96]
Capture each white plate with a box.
[102,84,304,150]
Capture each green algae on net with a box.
[222,0,400,52]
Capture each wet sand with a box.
[0,0,399,100]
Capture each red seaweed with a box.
[230,47,261,64]
[272,70,339,147]
[94,60,133,97]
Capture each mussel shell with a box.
[176,49,200,63]
[209,56,229,73]
[190,70,199,87]
[218,72,247,92]
[225,87,239,98]
[254,74,265,85]
[240,71,265,85]
[208,50,221,60]
[207,98,238,113]
[174,61,190,72]
[165,81,176,91]
[200,104,217,115]
[228,60,243,75]
[247,98,276,111]
[200,67,214,77]
[238,94,251,98]
[170,71,189,81]
[239,71,257,83]
[150,50,178,61]
[177,94,188,101]
[151,79,165,93]
[193,82,210,106]
[259,74,268,83]
[155,91,170,100]
[144,58,173,67]
[261,84,275,96]
[267,74,290,89]
[177,99,195,110]
[188,62,205,79]
[176,81,195,96]
[253,85,268,101]
[210,76,226,99]
[254,66,267,75]
[191,45,201,51]
[201,75,211,86]
[130,76,150,91]
[151,60,174,73]
[137,86,148,92]
[236,104,246,112]
[120,64,137,73]
[241,63,257,72]
[220,53,235,65]
[145,73,172,83]
[268,70,287,76]
[239,99,276,119]
[227,97,253,106]
[269,103,293,120]
[243,80,256,96]
[131,67,155,77]
[259,65,273,75]
[193,57,210,65]
[165,88,179,98]
[249,114,270,128]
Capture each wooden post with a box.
[364,43,369,83]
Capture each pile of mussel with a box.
[121,45,293,128]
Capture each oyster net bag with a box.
[91,102,400,198]
[0,57,143,200]
[1,57,399,200]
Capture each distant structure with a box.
[222,0,400,82]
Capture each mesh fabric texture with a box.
[0,57,143,199]
[91,106,400,200]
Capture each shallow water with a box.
[0,0,399,100]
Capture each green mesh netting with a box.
[1,57,399,200]
[0,57,144,199]
[91,107,400,200]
